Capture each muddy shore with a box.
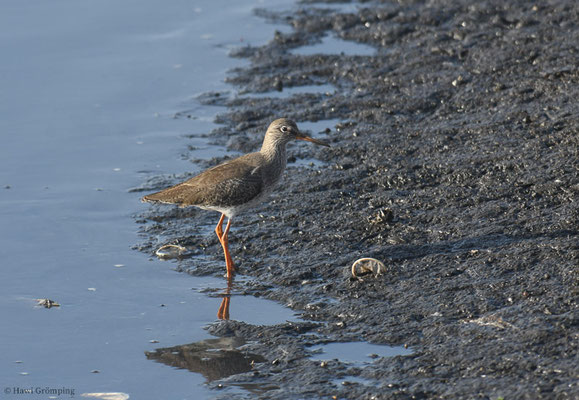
[136,0,578,398]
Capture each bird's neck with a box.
[260,135,288,164]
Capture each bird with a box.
[142,118,330,280]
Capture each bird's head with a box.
[267,118,330,147]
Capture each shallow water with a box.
[146,337,267,382]
[0,0,297,398]
[298,118,343,135]
[291,33,375,56]
[239,83,336,98]
[304,2,361,14]
[310,341,412,366]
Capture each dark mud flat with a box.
[137,0,578,398]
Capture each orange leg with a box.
[215,214,225,239]
[221,217,235,277]
[214,214,235,278]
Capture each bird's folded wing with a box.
[142,155,264,207]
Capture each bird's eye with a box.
[280,126,288,132]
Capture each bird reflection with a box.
[217,276,232,320]
[145,337,265,382]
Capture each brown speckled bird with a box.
[142,118,330,279]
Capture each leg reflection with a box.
[217,276,232,320]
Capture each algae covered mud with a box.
[137,0,578,398]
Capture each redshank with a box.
[142,118,330,279]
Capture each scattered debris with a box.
[36,299,60,309]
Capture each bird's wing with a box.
[142,153,264,207]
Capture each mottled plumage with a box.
[143,152,266,215]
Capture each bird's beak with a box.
[295,131,331,147]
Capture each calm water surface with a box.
[0,0,297,398]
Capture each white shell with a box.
[155,244,188,259]
[351,257,386,278]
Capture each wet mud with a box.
[136,0,578,398]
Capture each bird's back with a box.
[142,152,267,209]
